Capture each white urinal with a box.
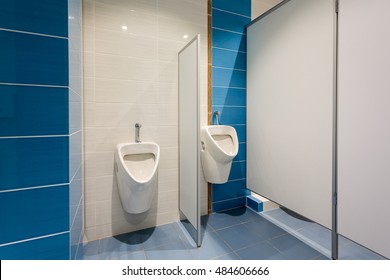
[200,125,239,184]
[114,142,160,214]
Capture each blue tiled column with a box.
[0,0,71,260]
[211,0,251,212]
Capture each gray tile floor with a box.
[82,207,327,260]
[261,208,386,260]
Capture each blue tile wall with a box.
[213,197,247,212]
[0,0,81,259]
[0,186,69,245]
[247,196,264,212]
[213,0,252,16]
[0,233,69,260]
[228,161,246,181]
[211,0,251,212]
[0,30,68,86]
[212,9,249,34]
[232,125,246,142]
[0,137,69,191]
[0,85,69,136]
[212,48,247,70]
[213,179,250,202]
[212,29,247,52]
[235,143,247,162]
[212,106,246,125]
[212,67,246,88]
[0,0,68,37]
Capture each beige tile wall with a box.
[252,0,283,19]
[83,0,208,241]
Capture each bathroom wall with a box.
[210,0,251,211]
[252,0,284,18]
[0,0,83,259]
[83,0,208,241]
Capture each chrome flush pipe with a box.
[135,123,142,143]
[214,111,220,125]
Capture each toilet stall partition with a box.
[247,0,390,260]
[178,35,202,247]
[247,0,334,233]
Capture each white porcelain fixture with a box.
[114,142,160,214]
[200,125,239,183]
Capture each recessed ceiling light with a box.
[121,25,128,31]
[183,34,189,39]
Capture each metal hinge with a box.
[335,0,339,13]
[333,192,338,206]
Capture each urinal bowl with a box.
[200,125,239,184]
[114,142,160,214]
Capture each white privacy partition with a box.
[247,0,335,228]
[178,35,201,246]
[338,0,390,258]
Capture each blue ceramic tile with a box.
[224,207,262,223]
[296,223,331,250]
[247,196,263,213]
[100,235,144,257]
[234,143,246,161]
[232,125,246,142]
[192,231,232,259]
[200,216,215,234]
[0,137,69,191]
[212,67,246,88]
[216,224,264,250]
[212,86,246,106]
[212,106,246,125]
[0,85,68,136]
[236,241,285,260]
[70,201,83,256]
[0,233,69,260]
[228,161,246,181]
[339,242,386,260]
[213,0,251,17]
[0,30,68,86]
[101,249,146,260]
[262,208,314,231]
[244,218,287,240]
[81,240,99,260]
[212,179,248,202]
[69,90,82,134]
[145,242,193,260]
[212,29,247,52]
[141,224,184,249]
[74,243,84,260]
[212,9,251,34]
[212,197,246,213]
[69,131,82,180]
[206,211,242,230]
[213,252,241,260]
[70,167,82,227]
[0,0,68,37]
[269,234,322,260]
[0,185,69,245]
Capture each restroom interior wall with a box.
[83,0,208,241]
[252,0,284,19]
[0,0,75,259]
[210,0,251,212]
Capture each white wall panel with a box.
[247,0,334,228]
[178,36,200,230]
[338,0,390,258]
